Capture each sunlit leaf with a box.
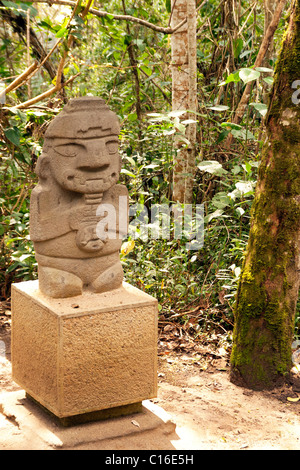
[197,160,227,176]
[208,105,229,112]
[121,240,135,256]
[249,102,268,117]
[239,68,260,84]
[255,67,273,73]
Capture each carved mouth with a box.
[64,172,118,192]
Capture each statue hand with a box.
[75,224,107,252]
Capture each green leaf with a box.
[205,209,224,223]
[263,76,274,86]
[232,165,241,175]
[219,71,240,86]
[220,122,243,131]
[231,128,256,141]
[165,0,171,13]
[140,65,152,76]
[255,67,273,73]
[235,181,256,195]
[249,102,268,117]
[4,127,20,146]
[208,105,229,112]
[121,169,136,178]
[233,38,243,59]
[239,68,260,84]
[236,207,245,217]
[211,192,231,209]
[168,110,186,118]
[244,161,252,174]
[56,27,68,38]
[128,112,137,122]
[197,160,227,176]
[181,119,198,124]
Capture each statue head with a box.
[37,97,121,194]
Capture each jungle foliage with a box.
[1,0,298,341]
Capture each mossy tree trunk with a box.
[230,0,300,390]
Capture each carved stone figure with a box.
[30,97,128,298]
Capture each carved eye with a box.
[106,140,118,154]
[54,143,84,157]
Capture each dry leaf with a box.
[131,419,140,427]
[287,396,300,402]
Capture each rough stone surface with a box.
[11,280,158,419]
[30,97,128,298]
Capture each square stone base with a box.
[11,280,158,420]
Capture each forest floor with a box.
[1,306,300,450]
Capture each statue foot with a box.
[91,262,123,294]
[38,266,83,298]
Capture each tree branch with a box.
[1,61,38,96]
[232,0,287,125]
[21,0,190,34]
[15,72,80,109]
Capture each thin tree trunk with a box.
[171,0,197,204]
[230,0,300,390]
[184,0,198,204]
[230,0,287,127]
[262,0,277,101]
[122,0,143,148]
[264,0,277,65]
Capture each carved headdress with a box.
[45,97,120,139]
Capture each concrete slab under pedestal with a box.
[11,280,158,421]
[0,391,178,450]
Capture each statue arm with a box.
[29,187,72,242]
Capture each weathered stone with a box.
[11,280,158,419]
[12,97,158,422]
[30,97,128,298]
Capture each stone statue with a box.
[30,97,128,298]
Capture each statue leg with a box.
[38,265,83,298]
[90,261,123,294]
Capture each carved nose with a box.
[78,151,110,170]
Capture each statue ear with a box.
[35,153,50,179]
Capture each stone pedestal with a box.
[11,280,158,422]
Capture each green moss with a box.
[230,0,300,390]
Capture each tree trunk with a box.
[230,0,300,390]
[262,0,277,101]
[264,0,277,65]
[171,0,197,204]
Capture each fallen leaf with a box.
[240,443,249,449]
[131,419,140,427]
[287,396,300,402]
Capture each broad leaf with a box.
[208,105,229,112]
[197,160,227,176]
[4,127,20,146]
[239,68,260,84]
[250,102,268,117]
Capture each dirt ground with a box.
[1,313,300,450]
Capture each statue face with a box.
[47,136,121,194]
